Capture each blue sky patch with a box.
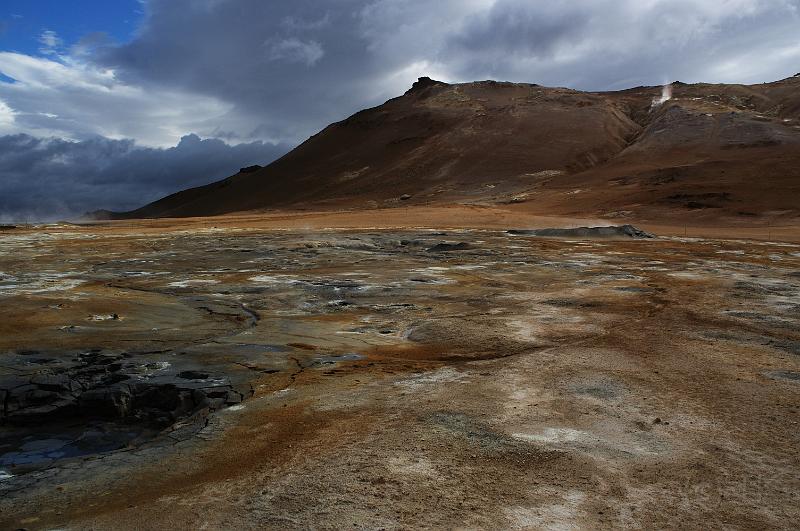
[0,0,143,56]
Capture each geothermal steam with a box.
[651,83,672,108]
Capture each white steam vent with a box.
[651,83,672,109]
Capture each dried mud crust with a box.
[0,222,798,529]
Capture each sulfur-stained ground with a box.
[0,218,799,529]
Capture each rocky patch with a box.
[0,348,250,473]
[508,225,654,239]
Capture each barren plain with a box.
[1,209,798,529]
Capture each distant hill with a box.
[94,74,800,222]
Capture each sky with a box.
[0,0,799,220]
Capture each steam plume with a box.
[651,83,673,109]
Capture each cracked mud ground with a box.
[1,220,799,529]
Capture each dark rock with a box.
[9,399,79,424]
[79,386,132,418]
[406,76,448,94]
[542,298,601,308]
[508,225,654,239]
[132,383,180,410]
[202,387,230,399]
[25,389,62,406]
[6,384,52,412]
[239,165,262,173]
[78,351,124,365]
[427,242,473,252]
[27,357,57,365]
[667,192,731,202]
[399,194,412,200]
[3,375,81,424]
[30,374,74,393]
[767,339,800,356]
[766,370,800,383]
[225,390,243,404]
[177,370,209,380]
[1,344,251,468]
[107,373,131,384]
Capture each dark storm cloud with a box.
[99,0,375,144]
[442,0,800,90]
[97,0,800,143]
[452,2,592,56]
[4,1,800,146]
[0,134,288,221]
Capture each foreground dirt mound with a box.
[95,75,800,224]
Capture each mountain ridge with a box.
[91,74,800,223]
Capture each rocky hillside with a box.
[97,74,800,222]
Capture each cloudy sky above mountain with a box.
[1,0,799,219]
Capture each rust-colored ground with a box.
[84,204,800,242]
[1,209,798,529]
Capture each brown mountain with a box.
[99,74,800,223]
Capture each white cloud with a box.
[281,13,331,31]
[266,37,325,66]
[38,30,63,55]
[0,52,233,146]
[0,99,15,134]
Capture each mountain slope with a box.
[102,74,800,222]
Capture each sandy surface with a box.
[81,205,800,242]
[1,211,799,529]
